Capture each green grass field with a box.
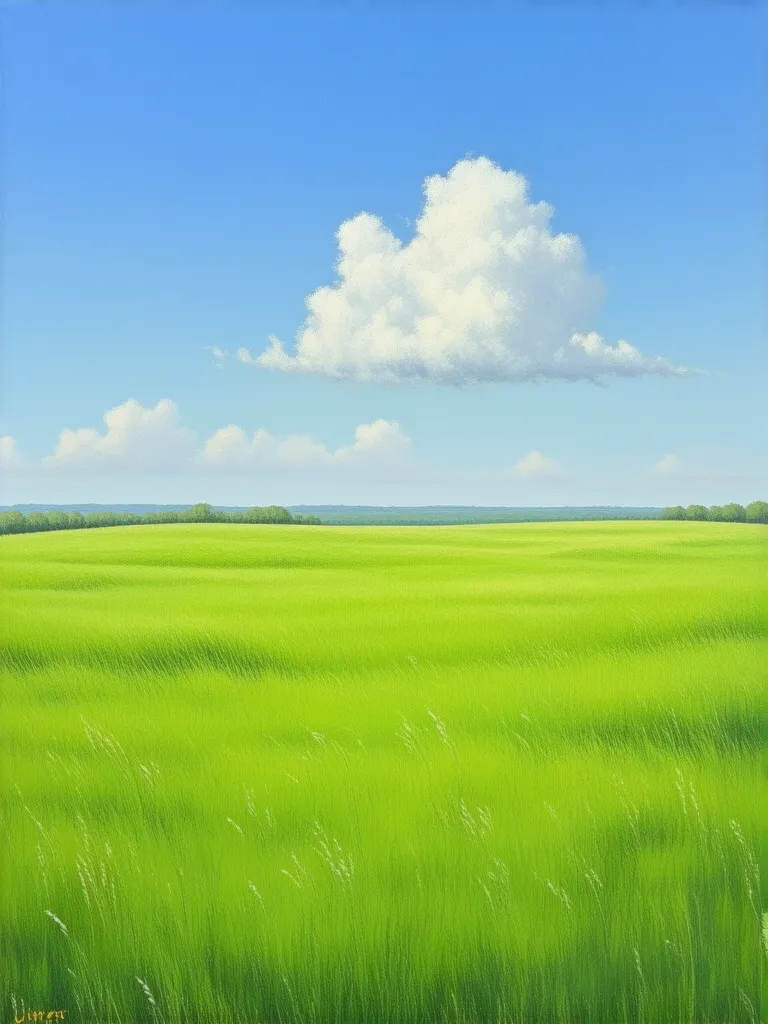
[1,522,765,1024]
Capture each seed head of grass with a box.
[44,910,69,937]
[135,977,156,1007]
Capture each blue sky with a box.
[1,4,765,506]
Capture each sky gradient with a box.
[1,4,765,506]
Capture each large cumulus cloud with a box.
[241,157,690,386]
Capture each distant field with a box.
[1,522,765,1023]
[294,506,665,525]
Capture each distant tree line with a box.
[0,504,322,536]
[660,501,768,523]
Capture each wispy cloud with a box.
[204,346,228,369]
[652,453,681,477]
[236,348,258,366]
[0,436,19,468]
[509,450,562,478]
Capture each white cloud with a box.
[236,348,258,366]
[205,346,228,369]
[201,418,411,472]
[0,436,19,468]
[242,156,691,387]
[342,419,412,461]
[5,398,761,507]
[510,450,561,478]
[43,399,196,473]
[36,399,412,480]
[652,453,681,477]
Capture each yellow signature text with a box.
[14,1012,66,1023]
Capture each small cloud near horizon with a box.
[652,453,682,477]
[34,399,413,478]
[8,401,760,509]
[510,450,562,478]
[43,399,197,474]
[201,417,412,473]
[0,436,19,468]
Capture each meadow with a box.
[1,522,765,1024]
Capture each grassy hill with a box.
[1,522,764,1023]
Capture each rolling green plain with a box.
[1,522,766,1024]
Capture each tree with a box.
[685,505,708,521]
[661,506,686,520]
[0,511,27,534]
[746,500,768,524]
[243,506,268,523]
[720,503,746,523]
[45,511,71,532]
[0,503,310,534]
[85,512,119,528]
[707,506,724,522]
[179,503,215,523]
[244,505,293,524]
[26,512,52,531]
[142,511,180,524]
[114,513,140,526]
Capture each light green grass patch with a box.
[1,522,765,1023]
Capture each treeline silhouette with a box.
[0,503,322,535]
[660,501,768,523]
